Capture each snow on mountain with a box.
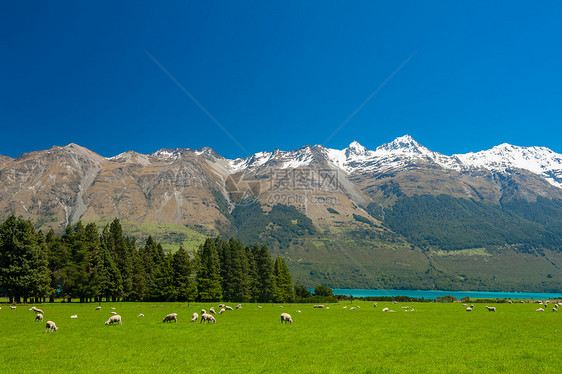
[455,144,562,188]
[105,135,562,189]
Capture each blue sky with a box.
[1,1,561,159]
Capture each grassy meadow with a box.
[1,300,560,373]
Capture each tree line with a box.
[0,216,295,304]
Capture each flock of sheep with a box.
[7,299,561,333]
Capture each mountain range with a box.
[1,135,561,292]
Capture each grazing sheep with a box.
[382,308,389,312]
[29,306,37,312]
[552,308,558,312]
[373,303,377,307]
[485,306,496,312]
[327,307,330,310]
[258,306,262,309]
[191,313,198,322]
[470,304,474,308]
[45,320,58,332]
[105,315,122,325]
[280,313,293,323]
[236,304,242,309]
[313,305,324,309]
[536,308,544,312]
[110,307,116,310]
[219,308,225,314]
[279,306,284,308]
[209,307,216,315]
[508,300,513,304]
[95,306,101,310]
[163,313,178,323]
[137,314,144,317]
[393,301,397,304]
[35,314,43,322]
[462,304,468,307]
[410,309,415,312]
[466,307,472,312]
[218,304,225,308]
[296,310,301,313]
[10,306,16,310]
[343,306,347,309]
[200,313,216,324]
[350,307,356,311]
[225,306,233,311]
[110,312,117,315]
[70,315,78,319]
[401,306,408,309]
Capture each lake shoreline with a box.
[333,288,562,300]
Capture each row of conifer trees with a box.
[0,216,294,303]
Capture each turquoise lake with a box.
[333,289,562,300]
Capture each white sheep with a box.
[105,315,122,325]
[280,313,293,323]
[10,306,16,310]
[279,306,284,308]
[485,306,496,312]
[462,304,468,307]
[225,306,233,311]
[258,306,262,309]
[191,313,199,322]
[296,310,301,313]
[350,307,356,311]
[35,313,43,322]
[200,313,216,324]
[218,304,225,308]
[219,308,225,314]
[110,307,116,310]
[163,313,178,323]
[45,320,58,332]
[343,306,347,309]
[552,308,558,312]
[209,307,216,315]
[70,315,78,319]
[382,307,389,312]
[536,308,544,312]
[236,304,242,309]
[110,312,117,315]
[373,303,377,307]
[466,307,472,311]
[313,305,324,308]
[95,306,101,310]
[137,314,144,317]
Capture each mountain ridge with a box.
[1,135,562,291]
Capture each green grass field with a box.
[1,301,560,373]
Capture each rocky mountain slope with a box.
[1,136,561,292]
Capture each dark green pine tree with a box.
[196,238,222,301]
[245,244,260,302]
[102,219,134,301]
[130,249,148,301]
[0,216,50,303]
[45,228,70,302]
[154,252,175,301]
[99,241,123,302]
[273,257,294,303]
[255,244,275,302]
[171,246,198,302]
[83,223,105,302]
